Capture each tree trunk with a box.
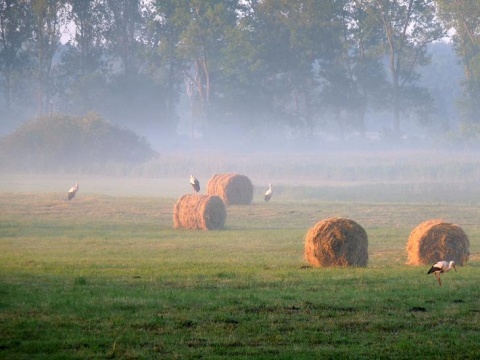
[392,70,400,134]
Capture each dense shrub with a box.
[0,113,157,172]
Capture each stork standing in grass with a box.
[264,183,272,202]
[68,182,79,200]
[190,175,200,194]
[427,260,456,286]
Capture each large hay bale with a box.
[173,194,226,230]
[206,173,253,205]
[305,218,368,267]
[406,219,470,265]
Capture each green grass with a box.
[1,189,480,359]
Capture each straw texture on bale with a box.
[173,194,226,230]
[206,173,253,205]
[305,218,368,267]
[406,219,470,265]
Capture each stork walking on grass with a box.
[264,183,272,202]
[427,260,456,286]
[190,175,200,194]
[68,182,79,200]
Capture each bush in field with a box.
[0,112,157,171]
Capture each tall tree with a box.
[58,0,108,114]
[250,0,344,135]
[148,0,188,134]
[31,0,68,115]
[175,0,239,128]
[100,0,169,131]
[327,0,388,137]
[437,0,480,127]
[358,0,445,134]
[65,0,106,76]
[104,0,144,76]
[0,0,32,121]
[213,3,268,131]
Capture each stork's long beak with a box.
[453,264,457,272]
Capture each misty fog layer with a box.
[1,1,479,158]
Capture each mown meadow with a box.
[1,151,480,359]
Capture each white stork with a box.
[190,175,200,194]
[264,183,272,202]
[427,260,456,286]
[68,182,79,200]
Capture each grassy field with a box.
[1,169,480,358]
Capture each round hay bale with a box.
[173,194,226,230]
[406,219,470,265]
[305,218,368,267]
[206,173,253,205]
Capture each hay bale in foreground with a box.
[173,194,226,230]
[206,173,253,205]
[406,219,470,265]
[305,218,368,267]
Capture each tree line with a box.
[1,0,479,143]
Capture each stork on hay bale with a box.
[304,218,368,267]
[190,175,200,193]
[68,182,79,200]
[406,219,470,266]
[206,173,253,205]
[173,194,226,230]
